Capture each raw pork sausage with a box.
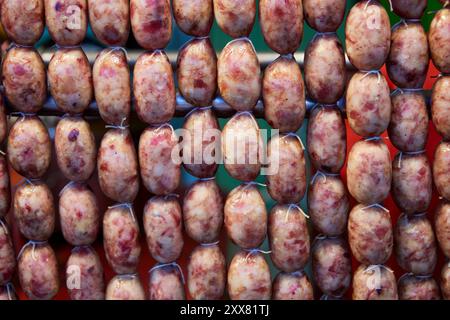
[173,0,213,37]
[435,200,450,258]
[106,274,145,300]
[272,272,314,300]
[0,154,10,218]
[429,9,450,74]
[391,0,427,19]
[441,263,450,300]
[0,221,15,286]
[433,141,450,200]
[213,0,255,38]
[303,0,346,32]
[148,264,185,300]
[352,265,398,300]
[398,274,440,300]
[431,76,450,141]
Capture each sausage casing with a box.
[429,9,450,74]
[272,272,314,300]
[398,274,440,300]
[213,0,255,38]
[148,265,185,300]
[0,221,15,286]
[352,265,398,300]
[303,0,346,32]
[431,76,450,141]
[433,141,450,201]
[391,0,427,19]
[106,275,145,300]
[0,154,11,218]
[173,0,213,37]
[435,201,450,258]
[441,263,450,300]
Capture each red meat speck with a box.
[68,129,80,142]
[143,20,163,33]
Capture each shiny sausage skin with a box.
[59,183,100,246]
[0,221,15,286]
[173,0,213,37]
[44,0,88,46]
[267,134,306,204]
[0,154,11,218]
[133,51,176,125]
[304,34,346,104]
[93,48,131,126]
[348,204,393,265]
[143,196,184,263]
[345,1,391,70]
[7,116,51,179]
[66,246,105,300]
[55,117,96,182]
[182,108,220,179]
[1,0,44,45]
[48,48,93,115]
[106,275,145,300]
[352,265,398,300]
[433,141,450,201]
[303,0,346,32]
[263,56,305,133]
[97,129,139,203]
[388,91,428,152]
[213,0,256,38]
[103,206,141,274]
[392,153,432,214]
[259,0,303,54]
[177,38,217,107]
[435,200,450,258]
[398,274,441,300]
[217,39,261,112]
[272,272,314,300]
[346,72,391,137]
[88,0,130,46]
[431,76,450,141]
[13,181,55,241]
[138,126,181,196]
[187,245,226,300]
[307,106,346,173]
[429,9,450,74]
[387,22,429,89]
[0,96,7,144]
[442,263,450,300]
[224,184,267,249]
[130,0,172,50]
[269,204,310,273]
[347,139,392,205]
[391,0,427,19]
[18,242,59,300]
[183,179,224,244]
[2,47,46,113]
[227,251,271,300]
[395,214,437,275]
[148,264,185,300]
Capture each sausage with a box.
[308,174,349,236]
[0,284,17,300]
[149,264,185,300]
[272,272,314,300]
[441,263,450,300]
[387,22,429,89]
[348,204,393,265]
[97,128,139,203]
[13,181,55,241]
[0,221,15,286]
[55,117,96,182]
[262,56,306,133]
[431,76,450,141]
[217,39,261,112]
[433,141,450,201]
[177,38,217,107]
[352,265,398,300]
[0,96,7,145]
[183,179,224,244]
[227,251,271,300]
[18,242,59,300]
[222,112,261,181]
[267,134,306,204]
[130,0,172,50]
[345,1,391,70]
[173,0,213,37]
[93,48,131,126]
[143,196,184,263]
[187,244,226,300]
[0,154,11,218]
[304,34,346,104]
[312,237,351,297]
[435,200,450,258]
[268,204,310,273]
[88,0,130,46]
[59,183,100,246]
[2,47,46,113]
[429,9,450,74]
[48,48,93,115]
[259,0,303,54]
[347,139,392,204]
[388,91,429,152]
[106,274,145,300]
[307,106,346,173]
[391,0,427,19]
[44,0,88,46]
[133,51,175,125]
[346,72,391,137]
[103,205,141,274]
[395,214,437,275]
[392,153,432,214]
[224,184,267,249]
[182,108,220,178]
[303,0,346,32]
[66,246,105,300]
[213,0,255,38]
[398,274,441,300]
[138,125,181,195]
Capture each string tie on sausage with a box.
[242,181,267,189]
[289,270,306,277]
[285,204,309,222]
[55,44,82,50]
[310,170,340,185]
[320,294,343,300]
[115,273,139,281]
[243,248,272,262]
[0,150,5,156]
[364,0,375,11]
[17,240,48,261]
[71,244,94,254]
[280,53,294,60]
[396,150,426,168]
[152,122,175,134]
[227,37,257,55]
[364,136,388,142]
[201,241,220,247]
[184,105,213,119]
[362,203,390,213]
[360,70,382,84]
[15,178,40,190]
[282,132,305,150]
[0,218,9,235]
[10,112,36,121]
[6,42,33,52]
[105,117,129,130]
[311,234,340,249]
[59,181,82,196]
[398,272,433,286]
[104,46,129,62]
[311,31,337,42]
[148,262,185,284]
[5,282,15,300]
[62,112,83,119]
[387,0,393,11]
[108,202,136,222]
[198,176,216,182]
[364,265,394,292]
